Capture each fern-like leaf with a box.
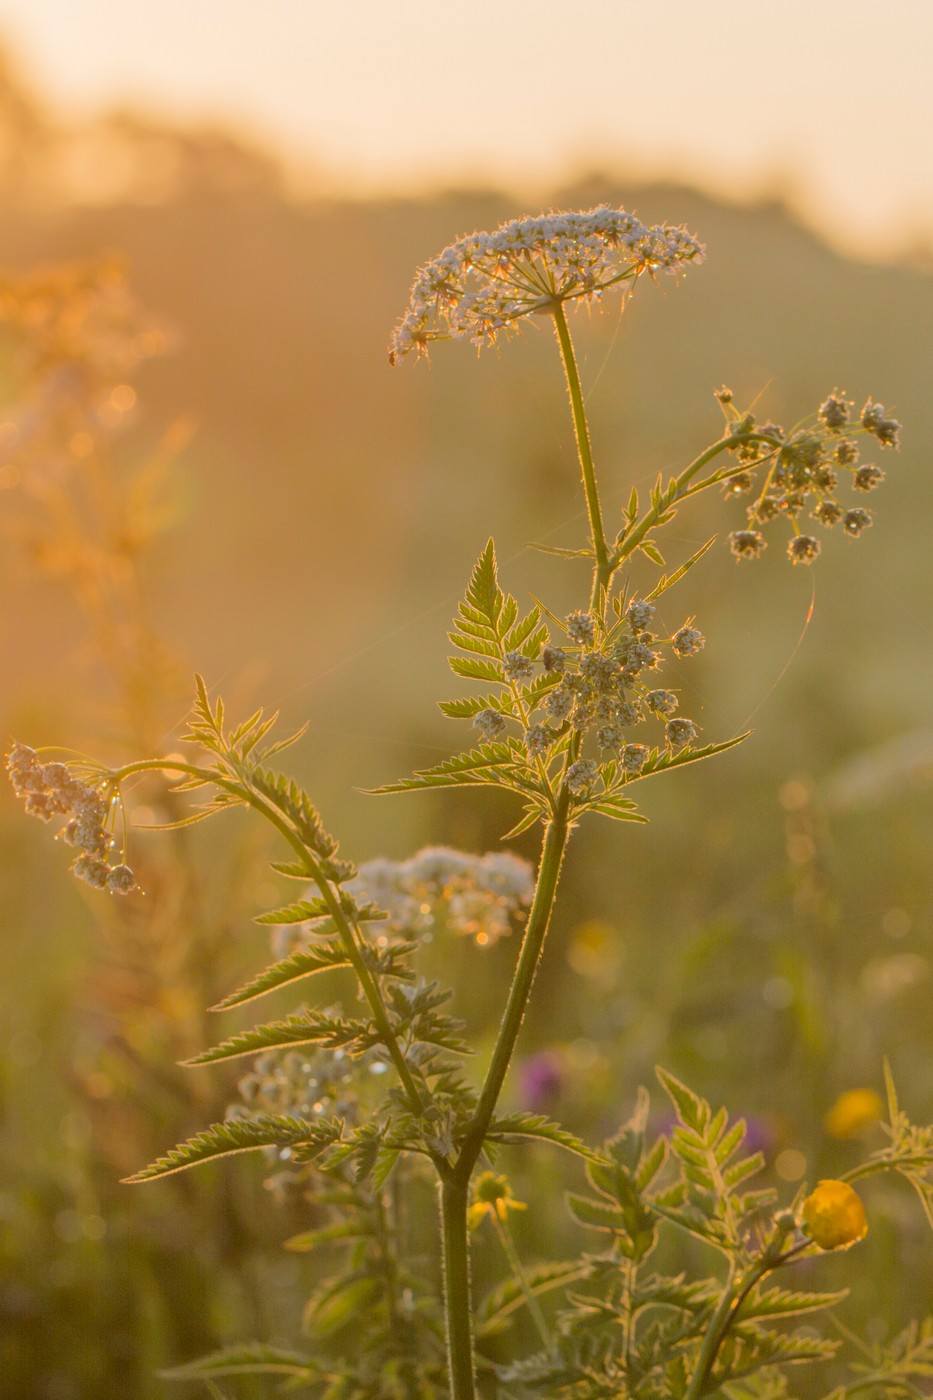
[182,1009,375,1066]
[124,1113,342,1182]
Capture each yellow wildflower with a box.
[824,1088,884,1139]
[801,1179,868,1250]
[467,1172,527,1231]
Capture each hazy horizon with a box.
[0,0,931,262]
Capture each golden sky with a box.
[3,0,932,258]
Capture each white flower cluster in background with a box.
[273,846,535,955]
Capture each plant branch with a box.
[112,758,428,1119]
[551,302,611,604]
[455,790,571,1179]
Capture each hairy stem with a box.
[456,791,571,1178]
[552,302,611,603]
[441,1176,477,1400]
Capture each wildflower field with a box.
[1,64,933,1400]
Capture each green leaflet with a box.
[182,1008,376,1066]
[160,1342,320,1381]
[124,1113,343,1182]
[485,1112,606,1163]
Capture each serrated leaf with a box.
[270,858,317,880]
[160,1342,319,1381]
[715,1117,746,1165]
[724,1153,766,1190]
[210,946,353,1011]
[448,628,502,658]
[182,1009,372,1066]
[368,743,517,796]
[284,1221,373,1252]
[124,1113,342,1182]
[657,1072,709,1132]
[583,799,650,824]
[253,896,332,925]
[526,541,594,559]
[740,1285,849,1321]
[501,803,546,839]
[476,1260,588,1337]
[485,1112,605,1162]
[566,1193,626,1231]
[644,536,717,601]
[304,1273,383,1340]
[449,654,506,683]
[465,538,502,623]
[438,692,512,719]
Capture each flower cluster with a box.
[227,1047,358,1127]
[720,389,901,566]
[226,1047,362,1200]
[6,743,135,893]
[389,206,704,360]
[273,846,535,956]
[475,600,703,779]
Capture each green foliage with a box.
[8,200,931,1400]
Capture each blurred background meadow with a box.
[0,2,932,1395]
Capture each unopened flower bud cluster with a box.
[720,389,901,566]
[273,846,535,957]
[6,743,135,893]
[390,206,704,360]
[474,600,703,789]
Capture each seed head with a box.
[730,529,767,560]
[566,760,598,795]
[645,689,678,716]
[626,599,656,631]
[503,650,534,683]
[853,464,884,491]
[524,724,550,759]
[818,391,851,430]
[566,610,596,646]
[473,709,505,742]
[665,717,698,749]
[787,534,821,565]
[842,508,873,537]
[672,627,705,658]
[620,744,649,775]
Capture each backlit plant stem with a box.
[441,1175,476,1400]
[441,793,571,1395]
[112,758,427,1118]
[552,302,612,607]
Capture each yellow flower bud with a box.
[824,1088,883,1139]
[801,1179,868,1250]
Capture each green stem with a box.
[112,758,427,1118]
[456,792,571,1178]
[441,1177,476,1400]
[683,1265,739,1400]
[551,302,611,603]
[612,431,781,569]
[493,1213,551,1349]
[683,1238,808,1400]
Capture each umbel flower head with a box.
[390,206,704,361]
[801,1179,868,1250]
